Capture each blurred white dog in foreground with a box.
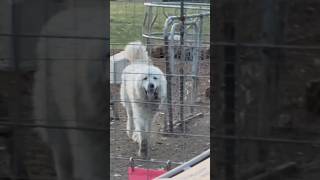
[120,41,167,158]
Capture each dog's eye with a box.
[143,77,148,80]
[153,77,158,80]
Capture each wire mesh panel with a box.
[110,0,210,179]
[142,0,210,131]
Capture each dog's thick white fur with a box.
[120,41,167,158]
[33,8,107,180]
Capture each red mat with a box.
[128,167,167,180]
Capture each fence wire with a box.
[0,0,319,177]
[109,1,210,179]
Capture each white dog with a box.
[33,8,107,180]
[120,41,167,158]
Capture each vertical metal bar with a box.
[146,5,153,52]
[164,18,173,132]
[224,22,236,180]
[191,15,202,114]
[179,0,185,131]
[179,0,188,165]
[169,23,177,76]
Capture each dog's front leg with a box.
[125,104,134,139]
[141,119,152,159]
[140,138,149,159]
[131,115,143,155]
[132,116,150,159]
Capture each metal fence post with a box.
[179,0,185,131]
[223,21,236,180]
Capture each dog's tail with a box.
[124,41,151,64]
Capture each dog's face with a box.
[140,73,161,101]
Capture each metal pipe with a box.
[163,17,174,132]
[144,2,210,11]
[142,33,209,43]
[143,12,209,42]
[190,15,203,113]
[168,22,198,73]
[169,22,179,75]
[179,0,185,131]
[156,149,210,178]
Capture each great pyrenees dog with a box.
[120,42,167,158]
[33,7,107,180]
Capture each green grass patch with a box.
[110,1,210,49]
[110,1,145,48]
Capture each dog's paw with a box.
[138,139,149,159]
[137,149,149,159]
[138,152,150,160]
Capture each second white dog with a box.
[120,41,167,158]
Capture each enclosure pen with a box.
[110,0,210,179]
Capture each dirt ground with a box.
[109,52,211,179]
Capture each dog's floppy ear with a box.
[159,74,167,112]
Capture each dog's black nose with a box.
[149,83,154,89]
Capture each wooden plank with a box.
[156,158,210,180]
